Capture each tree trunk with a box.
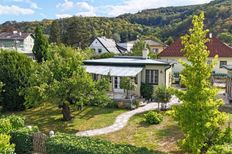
[59,103,72,121]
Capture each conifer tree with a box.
[32,26,49,63]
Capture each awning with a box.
[84,65,143,77]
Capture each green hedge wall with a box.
[10,126,39,154]
[46,133,154,154]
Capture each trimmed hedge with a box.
[140,83,154,100]
[46,133,154,154]
[10,126,39,154]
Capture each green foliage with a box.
[144,111,163,124]
[173,12,227,153]
[0,81,3,102]
[0,50,34,111]
[0,115,25,134]
[130,40,150,56]
[140,83,154,100]
[33,26,49,63]
[23,45,110,121]
[49,20,61,44]
[218,32,232,46]
[154,86,171,103]
[0,134,15,154]
[45,133,154,154]
[92,52,115,59]
[207,144,232,154]
[120,77,136,98]
[10,127,39,154]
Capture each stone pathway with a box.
[76,96,179,137]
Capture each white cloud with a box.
[0,4,34,15]
[56,0,74,11]
[76,2,96,16]
[14,0,39,9]
[56,13,72,18]
[104,0,212,16]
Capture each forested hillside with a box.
[0,0,232,48]
[119,0,232,44]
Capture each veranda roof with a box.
[85,65,143,77]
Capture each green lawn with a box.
[8,103,126,134]
[98,112,183,154]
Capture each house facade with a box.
[83,51,174,98]
[0,31,34,57]
[159,34,232,75]
[89,37,127,55]
[223,65,232,103]
[145,39,166,54]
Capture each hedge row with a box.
[10,126,39,154]
[45,133,154,154]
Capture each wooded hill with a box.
[0,0,232,48]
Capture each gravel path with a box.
[76,96,179,136]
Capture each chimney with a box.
[19,32,22,36]
[142,44,149,59]
[209,33,213,39]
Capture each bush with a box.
[0,115,25,134]
[207,144,232,154]
[144,111,163,124]
[0,134,15,154]
[140,83,154,100]
[154,86,172,103]
[10,126,39,154]
[46,133,154,154]
[0,50,34,111]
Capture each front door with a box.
[113,77,124,93]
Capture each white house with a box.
[0,31,34,58]
[117,40,136,52]
[145,39,166,54]
[223,65,232,103]
[159,34,232,75]
[89,37,127,55]
[84,48,174,98]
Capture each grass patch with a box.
[98,111,183,154]
[3,103,126,134]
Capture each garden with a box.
[0,13,232,154]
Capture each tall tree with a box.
[173,12,227,153]
[32,26,49,63]
[49,20,61,44]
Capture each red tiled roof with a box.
[159,37,232,57]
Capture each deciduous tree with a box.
[173,12,227,153]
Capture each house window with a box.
[98,49,102,53]
[145,70,159,85]
[220,61,227,68]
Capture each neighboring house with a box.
[145,39,166,54]
[0,31,34,58]
[90,37,127,55]
[117,40,136,52]
[84,49,174,98]
[223,65,232,103]
[159,34,232,75]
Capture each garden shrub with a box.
[0,134,15,154]
[153,86,172,103]
[207,144,232,154]
[46,133,154,154]
[140,83,154,100]
[0,115,25,134]
[0,50,34,111]
[144,111,163,124]
[10,126,39,154]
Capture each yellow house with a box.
[145,39,166,54]
[84,50,174,98]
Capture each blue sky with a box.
[0,0,213,23]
